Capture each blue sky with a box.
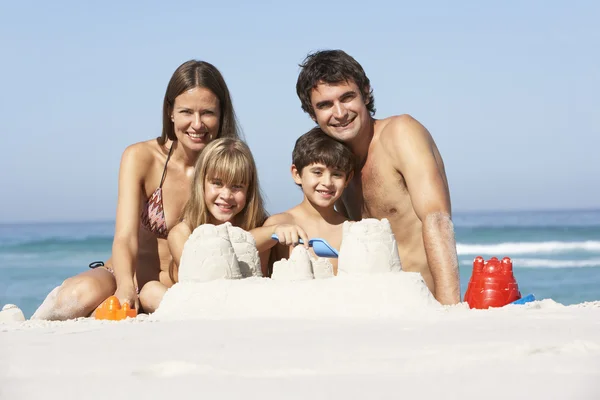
[1,0,598,223]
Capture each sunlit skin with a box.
[204,178,248,225]
[310,80,373,151]
[308,79,460,305]
[171,87,221,157]
[292,163,349,210]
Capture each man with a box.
[296,50,460,305]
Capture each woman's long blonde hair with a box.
[182,138,267,231]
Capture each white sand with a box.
[2,299,599,399]
[2,219,600,398]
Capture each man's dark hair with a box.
[292,127,356,180]
[296,49,376,118]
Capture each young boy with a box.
[256,127,356,275]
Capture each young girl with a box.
[139,137,269,312]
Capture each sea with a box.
[1,209,599,318]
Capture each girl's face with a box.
[204,176,248,225]
[171,87,220,153]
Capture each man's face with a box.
[309,80,370,143]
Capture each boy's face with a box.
[292,163,351,208]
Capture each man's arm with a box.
[387,115,460,305]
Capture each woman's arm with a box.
[111,144,150,306]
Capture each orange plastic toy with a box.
[464,256,522,309]
[94,296,137,321]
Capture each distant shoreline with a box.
[2,207,600,226]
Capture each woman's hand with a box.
[273,224,309,248]
[114,282,139,311]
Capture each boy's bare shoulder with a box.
[263,211,297,226]
[332,210,349,223]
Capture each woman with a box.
[32,60,241,320]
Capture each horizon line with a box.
[2,206,599,226]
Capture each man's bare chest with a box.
[343,160,409,220]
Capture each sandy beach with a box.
[2,273,599,400]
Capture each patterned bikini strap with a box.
[159,145,174,189]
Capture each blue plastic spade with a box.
[509,294,536,305]
[270,234,339,258]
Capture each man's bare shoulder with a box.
[375,114,436,160]
[377,114,432,143]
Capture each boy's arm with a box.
[250,213,309,252]
[387,115,460,305]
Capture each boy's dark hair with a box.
[296,49,376,118]
[292,127,356,180]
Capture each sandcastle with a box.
[178,218,402,282]
[311,256,334,279]
[227,225,262,278]
[270,246,335,281]
[153,218,438,320]
[338,218,402,274]
[0,304,26,322]
[178,222,263,282]
[178,223,242,282]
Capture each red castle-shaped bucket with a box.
[464,256,522,309]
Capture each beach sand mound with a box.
[151,272,441,321]
[153,219,437,321]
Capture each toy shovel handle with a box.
[270,233,305,244]
[270,234,339,258]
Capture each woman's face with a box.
[204,176,248,225]
[171,87,220,153]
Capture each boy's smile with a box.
[292,163,349,208]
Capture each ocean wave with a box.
[0,236,113,253]
[457,241,600,255]
[460,258,600,268]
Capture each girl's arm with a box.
[167,221,192,282]
[111,144,151,308]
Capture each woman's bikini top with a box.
[140,146,174,239]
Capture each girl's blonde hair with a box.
[182,138,267,231]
